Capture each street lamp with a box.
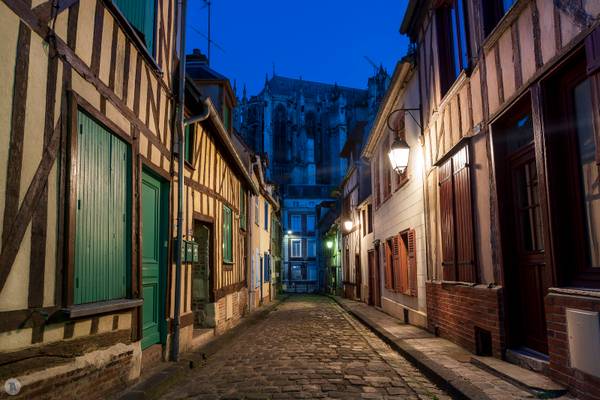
[326,240,333,249]
[388,136,410,174]
[386,108,421,174]
[287,230,292,235]
[343,219,353,232]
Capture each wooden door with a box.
[506,144,549,354]
[355,254,362,300]
[368,250,380,306]
[141,170,167,349]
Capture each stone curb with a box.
[117,295,288,400]
[330,295,491,400]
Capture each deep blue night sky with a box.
[185,1,410,97]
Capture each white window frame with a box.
[291,239,302,258]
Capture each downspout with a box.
[172,0,187,363]
[248,157,260,311]
[246,189,253,313]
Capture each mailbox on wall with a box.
[176,240,200,263]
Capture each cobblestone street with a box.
[159,295,451,400]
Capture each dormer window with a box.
[223,104,231,132]
[114,0,156,55]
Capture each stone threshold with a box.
[331,295,574,400]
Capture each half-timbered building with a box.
[185,56,259,336]
[0,0,182,396]
[401,0,600,397]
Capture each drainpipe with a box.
[172,0,187,363]
[248,157,260,312]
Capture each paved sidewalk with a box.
[332,296,574,400]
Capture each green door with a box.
[141,170,167,349]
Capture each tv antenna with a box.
[203,0,212,65]
[363,56,380,73]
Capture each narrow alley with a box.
[124,295,451,400]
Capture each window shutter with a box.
[392,236,401,291]
[407,229,418,296]
[384,243,393,289]
[373,156,380,207]
[75,111,128,304]
[452,148,476,282]
[114,0,155,53]
[399,234,410,293]
[585,26,600,167]
[439,158,456,281]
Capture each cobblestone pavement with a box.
[160,295,452,400]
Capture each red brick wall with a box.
[426,281,505,358]
[2,349,135,400]
[546,292,600,400]
[214,288,248,334]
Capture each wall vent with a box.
[475,326,492,356]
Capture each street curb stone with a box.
[330,295,490,400]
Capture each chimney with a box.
[186,48,208,64]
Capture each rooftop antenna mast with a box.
[363,56,379,74]
[203,0,212,65]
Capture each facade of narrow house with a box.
[339,121,373,303]
[402,0,600,397]
[247,157,279,309]
[362,60,426,326]
[316,201,341,295]
[0,0,181,396]
[183,72,258,336]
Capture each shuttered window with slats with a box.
[439,145,476,283]
[74,111,130,304]
[114,0,156,55]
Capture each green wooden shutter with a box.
[114,0,155,54]
[223,205,233,263]
[74,111,130,304]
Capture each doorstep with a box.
[331,296,574,400]
[471,355,565,397]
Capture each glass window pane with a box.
[223,206,233,262]
[307,215,315,232]
[503,0,515,12]
[291,215,302,232]
[457,0,469,71]
[574,79,600,268]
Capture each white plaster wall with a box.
[372,72,427,315]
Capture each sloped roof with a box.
[263,75,368,103]
[187,60,229,82]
